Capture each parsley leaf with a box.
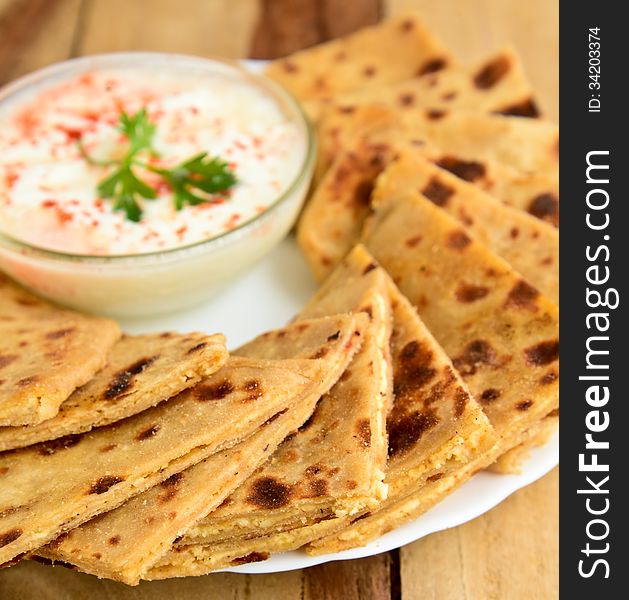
[79,109,237,222]
[149,153,237,210]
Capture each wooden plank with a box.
[75,0,259,59]
[400,468,559,599]
[304,553,393,600]
[0,0,82,85]
[385,0,558,120]
[250,0,380,59]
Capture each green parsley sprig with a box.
[78,109,237,222]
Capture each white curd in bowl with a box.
[0,53,314,317]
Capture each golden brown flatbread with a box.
[148,247,496,575]
[175,271,392,547]
[36,378,324,584]
[371,149,559,303]
[31,314,365,582]
[0,333,228,452]
[313,106,559,225]
[0,311,366,566]
[319,46,539,120]
[265,11,452,116]
[305,223,560,553]
[362,192,559,440]
[0,276,120,426]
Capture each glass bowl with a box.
[0,52,315,318]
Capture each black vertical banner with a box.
[561,2,628,597]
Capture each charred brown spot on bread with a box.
[453,340,498,376]
[400,17,415,31]
[135,424,161,441]
[0,506,22,519]
[427,473,444,483]
[437,157,486,182]
[247,477,292,509]
[88,475,124,495]
[427,109,447,120]
[510,227,520,239]
[516,399,534,411]
[525,340,559,366]
[100,443,117,453]
[446,229,472,250]
[46,531,69,550]
[354,179,375,206]
[327,330,341,341]
[242,379,264,401]
[311,348,329,359]
[16,297,38,307]
[363,262,378,275]
[0,355,18,369]
[456,282,490,303]
[388,409,440,457]
[36,433,83,456]
[186,342,207,354]
[540,370,558,385]
[350,512,371,524]
[305,478,329,498]
[442,91,458,101]
[0,467,8,476]
[504,280,540,311]
[480,388,502,403]
[160,332,173,338]
[91,552,102,560]
[17,376,37,386]
[45,327,75,340]
[339,105,355,114]
[395,341,437,397]
[363,65,377,77]
[528,193,559,224]
[108,535,120,545]
[495,98,540,118]
[355,418,371,448]
[161,472,184,488]
[158,473,184,503]
[406,235,423,248]
[547,408,560,418]
[282,60,298,73]
[419,57,448,75]
[474,56,511,89]
[454,389,468,417]
[305,464,323,477]
[103,356,157,400]
[399,92,415,106]
[0,528,22,548]
[195,380,235,401]
[232,552,269,566]
[422,177,454,207]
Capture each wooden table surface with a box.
[0,1,558,598]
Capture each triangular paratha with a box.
[0,276,120,426]
[0,333,228,451]
[147,247,496,574]
[32,314,366,581]
[265,11,452,118]
[0,313,365,565]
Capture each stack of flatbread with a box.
[1,10,558,584]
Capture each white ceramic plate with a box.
[120,236,559,574]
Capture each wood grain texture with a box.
[76,0,260,59]
[400,468,559,599]
[304,553,393,600]
[250,0,381,58]
[0,1,558,598]
[0,0,82,85]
